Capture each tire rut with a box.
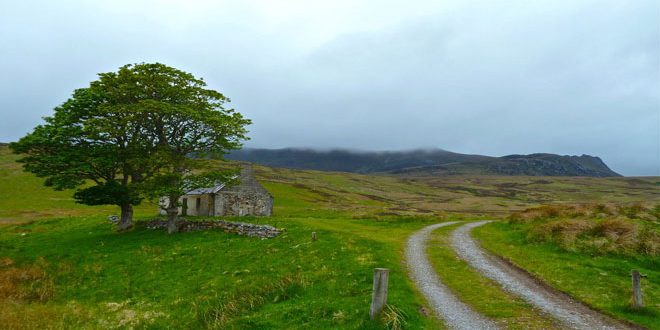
[405,222,499,329]
[451,221,636,330]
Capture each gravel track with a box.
[451,221,634,330]
[405,222,499,330]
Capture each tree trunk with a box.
[166,196,180,234]
[118,203,134,231]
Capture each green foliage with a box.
[0,146,155,222]
[10,63,250,224]
[73,181,142,206]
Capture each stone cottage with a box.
[159,166,273,217]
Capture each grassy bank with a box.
[473,221,659,329]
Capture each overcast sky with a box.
[1,0,658,176]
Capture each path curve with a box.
[451,221,634,330]
[405,222,499,330]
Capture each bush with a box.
[527,218,658,256]
[510,203,659,223]
[528,219,593,251]
[518,203,659,256]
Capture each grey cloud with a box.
[1,0,658,175]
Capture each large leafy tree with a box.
[11,63,250,231]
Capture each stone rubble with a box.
[145,219,282,238]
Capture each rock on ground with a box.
[146,219,282,238]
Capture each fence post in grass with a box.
[370,268,389,319]
[631,269,644,308]
[311,232,317,241]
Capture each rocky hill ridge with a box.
[226,148,621,177]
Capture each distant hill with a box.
[226,148,622,177]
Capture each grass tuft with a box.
[512,203,659,256]
[380,304,407,330]
[510,203,659,223]
[199,273,309,328]
[0,257,54,303]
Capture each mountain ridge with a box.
[226,148,622,177]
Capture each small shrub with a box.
[637,227,660,256]
[618,203,645,219]
[592,218,637,241]
[527,217,658,256]
[510,203,659,224]
[509,204,577,223]
[528,219,593,250]
[331,310,346,323]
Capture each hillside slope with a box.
[1,144,658,328]
[226,148,621,177]
[1,145,651,224]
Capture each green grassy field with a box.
[1,144,658,329]
[1,215,447,329]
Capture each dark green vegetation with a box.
[1,144,658,328]
[227,148,621,177]
[10,62,250,231]
[474,206,659,329]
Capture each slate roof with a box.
[185,183,227,195]
[183,165,271,197]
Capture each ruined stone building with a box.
[159,166,273,217]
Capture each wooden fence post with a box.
[631,269,644,308]
[370,268,389,319]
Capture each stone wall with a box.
[214,191,273,216]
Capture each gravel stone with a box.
[405,222,500,329]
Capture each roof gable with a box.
[183,165,271,197]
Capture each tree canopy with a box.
[11,63,251,231]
